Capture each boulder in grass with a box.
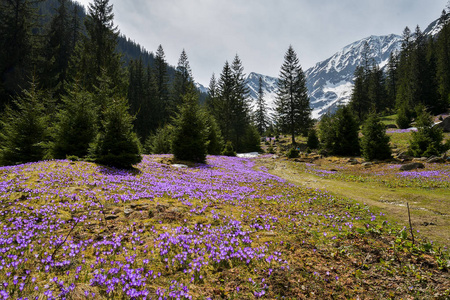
[399,162,425,171]
[434,116,450,132]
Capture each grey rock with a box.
[399,162,425,171]
[434,116,450,132]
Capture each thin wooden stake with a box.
[407,202,415,246]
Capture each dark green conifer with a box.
[408,106,445,157]
[361,112,391,161]
[275,45,312,144]
[0,79,48,165]
[90,95,142,169]
[51,80,97,159]
[171,89,207,163]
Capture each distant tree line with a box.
[349,10,450,127]
[315,10,450,160]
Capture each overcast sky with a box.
[75,0,447,86]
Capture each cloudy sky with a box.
[75,0,447,86]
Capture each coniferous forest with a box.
[0,0,265,167]
[1,0,450,168]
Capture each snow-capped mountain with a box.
[245,34,402,119]
[305,34,402,118]
[244,14,447,120]
[245,72,278,111]
[195,82,208,94]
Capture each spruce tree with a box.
[307,128,320,150]
[154,45,170,123]
[437,10,450,110]
[0,0,41,109]
[41,0,74,99]
[70,0,125,94]
[206,73,217,113]
[171,89,207,163]
[361,112,391,161]
[215,61,234,145]
[275,45,312,144]
[230,54,251,150]
[320,106,360,156]
[350,66,369,121]
[90,94,142,169]
[255,76,269,135]
[145,125,173,154]
[0,78,48,165]
[51,81,98,159]
[385,51,399,112]
[408,106,445,157]
[171,49,195,116]
[204,112,224,155]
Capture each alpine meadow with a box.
[0,0,450,299]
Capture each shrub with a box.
[222,141,236,156]
[145,125,173,154]
[286,147,299,158]
[306,128,320,150]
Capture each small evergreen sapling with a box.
[307,128,320,150]
[361,112,392,161]
[408,106,445,157]
[0,79,49,166]
[90,96,142,168]
[51,81,98,159]
[222,141,236,157]
[171,91,207,163]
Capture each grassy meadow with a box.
[0,149,449,299]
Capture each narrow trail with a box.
[257,157,450,246]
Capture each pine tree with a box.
[41,0,74,99]
[70,0,125,94]
[320,106,360,156]
[396,27,414,115]
[367,64,387,114]
[171,49,195,116]
[307,128,320,150]
[408,106,445,157]
[204,112,223,155]
[0,78,48,165]
[51,80,98,159]
[154,45,170,123]
[255,76,269,135]
[215,61,234,144]
[0,0,42,109]
[437,10,450,110]
[171,89,207,163]
[275,45,312,144]
[206,73,217,112]
[90,95,142,169]
[230,54,251,150]
[350,66,369,121]
[385,51,399,112]
[361,112,391,161]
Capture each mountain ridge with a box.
[243,14,445,120]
